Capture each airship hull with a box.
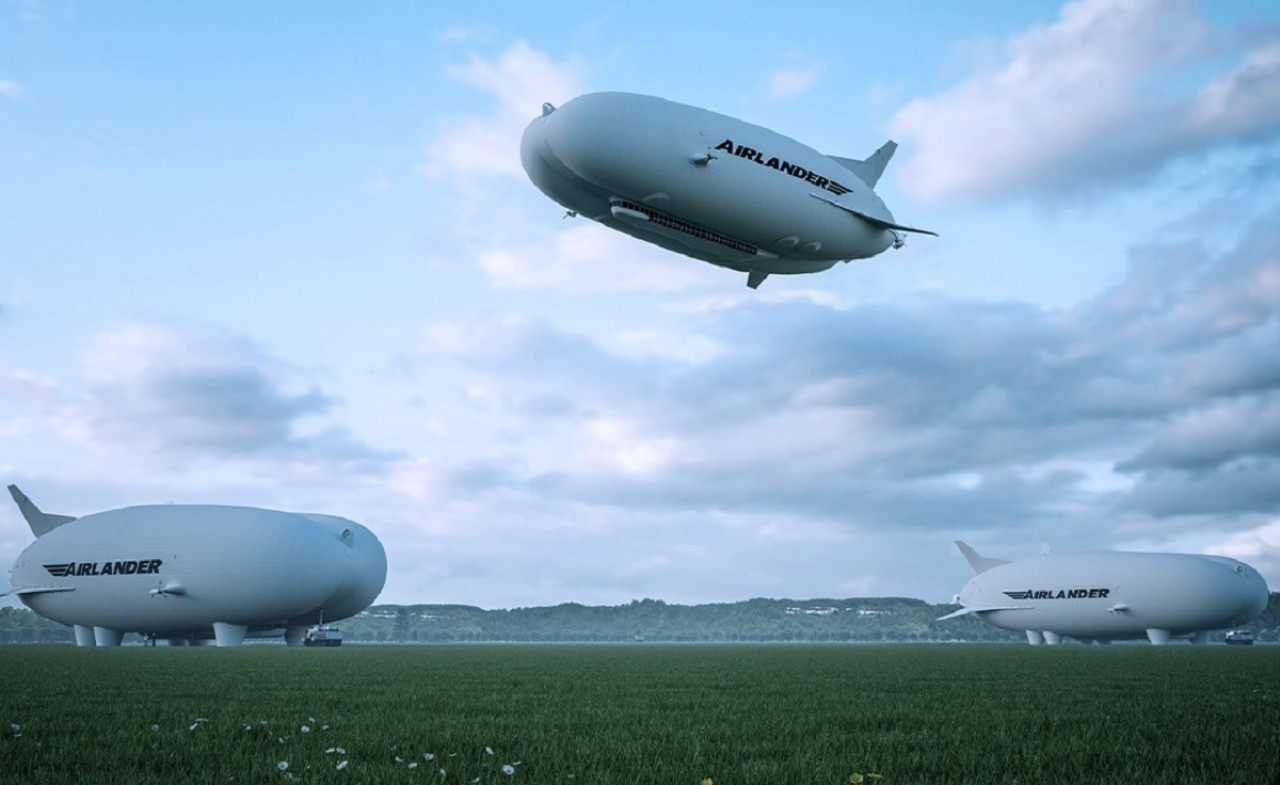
[944,543,1269,645]
[5,492,386,646]
[521,92,929,287]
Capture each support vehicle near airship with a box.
[521,91,936,289]
[939,541,1268,645]
[1,485,386,647]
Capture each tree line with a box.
[4,593,1280,644]
[341,594,1280,643]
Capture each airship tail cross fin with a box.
[955,540,1010,574]
[830,140,898,189]
[7,485,78,538]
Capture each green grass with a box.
[1,644,1278,784]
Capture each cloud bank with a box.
[891,0,1280,204]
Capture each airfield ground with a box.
[1,644,1277,784]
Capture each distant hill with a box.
[340,593,1280,644]
[345,597,1021,643]
[4,594,1279,644]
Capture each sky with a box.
[2,0,1279,610]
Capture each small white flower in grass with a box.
[308,716,315,723]
[409,762,419,769]
[277,761,289,771]
[189,723,200,731]
[424,753,435,760]
[336,760,348,771]
[502,765,515,775]
[439,769,447,777]
[301,725,311,733]
[395,756,404,763]
[150,724,160,732]
[485,746,494,756]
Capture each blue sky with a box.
[3,0,1279,609]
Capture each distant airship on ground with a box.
[2,485,386,647]
[940,541,1268,645]
[521,91,936,289]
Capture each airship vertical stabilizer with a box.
[830,140,898,189]
[955,540,1009,574]
[8,484,77,536]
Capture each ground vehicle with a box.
[1225,629,1255,645]
[303,625,343,647]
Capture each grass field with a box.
[1,644,1277,784]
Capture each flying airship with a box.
[2,485,386,647]
[520,91,936,289]
[940,541,1269,645]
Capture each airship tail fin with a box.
[1,585,75,597]
[956,541,1010,574]
[809,193,939,237]
[937,603,1025,621]
[7,485,78,537]
[830,140,898,189]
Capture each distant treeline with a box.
[350,597,1021,643]
[5,594,1280,644]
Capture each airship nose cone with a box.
[312,519,387,621]
[520,110,566,199]
[1204,556,1270,623]
[1233,563,1269,622]
[523,94,634,191]
[520,114,548,174]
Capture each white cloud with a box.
[889,0,1280,204]
[411,208,1280,542]
[2,319,390,470]
[423,41,586,183]
[477,220,725,293]
[1188,39,1280,138]
[603,328,726,365]
[1121,397,1280,472]
[1208,519,1280,565]
[764,66,822,100]
[586,416,678,477]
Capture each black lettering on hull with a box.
[1005,588,1113,602]
[44,559,164,579]
[713,138,852,196]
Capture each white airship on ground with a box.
[2,485,386,647]
[940,541,1269,645]
[521,91,936,289]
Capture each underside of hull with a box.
[602,202,842,276]
[68,621,314,648]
